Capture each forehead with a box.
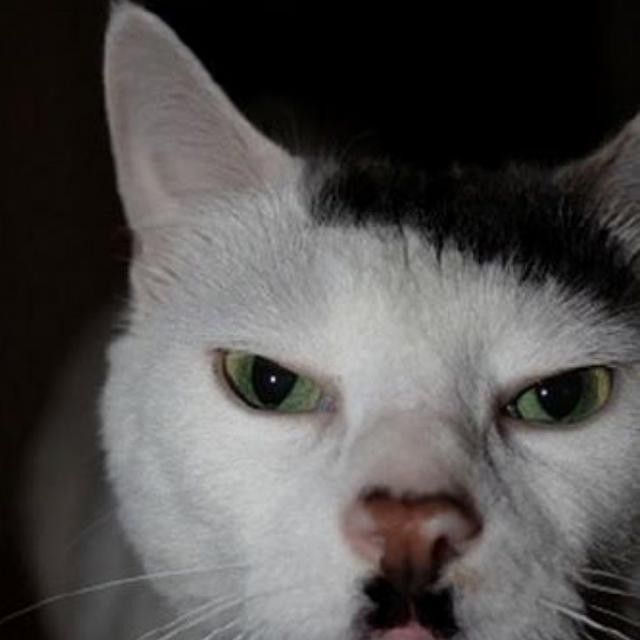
[308,159,639,311]
[308,229,612,378]
[158,167,640,379]
[203,218,636,409]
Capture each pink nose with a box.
[344,492,481,580]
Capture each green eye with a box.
[505,366,612,425]
[222,351,325,413]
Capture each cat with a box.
[20,2,640,640]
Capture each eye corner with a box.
[500,401,520,421]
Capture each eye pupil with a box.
[507,366,612,426]
[536,371,584,420]
[251,355,297,408]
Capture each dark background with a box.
[3,2,640,638]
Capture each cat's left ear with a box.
[104,3,296,229]
[557,112,640,247]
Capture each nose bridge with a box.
[345,406,470,500]
[341,406,482,584]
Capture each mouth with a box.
[372,622,437,640]
[362,576,459,640]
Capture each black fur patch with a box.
[362,576,458,638]
[309,159,640,310]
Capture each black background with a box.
[3,2,640,638]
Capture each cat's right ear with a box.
[104,3,296,229]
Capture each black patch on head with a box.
[309,159,640,310]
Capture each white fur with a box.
[24,4,640,640]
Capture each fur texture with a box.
[24,4,640,640]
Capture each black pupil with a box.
[536,370,584,419]
[251,356,297,408]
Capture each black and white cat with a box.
[22,3,640,639]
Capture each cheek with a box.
[447,493,582,640]
[236,476,364,640]
[112,353,345,543]
[511,416,640,548]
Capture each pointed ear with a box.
[104,3,295,229]
[557,113,640,248]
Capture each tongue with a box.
[378,622,436,640]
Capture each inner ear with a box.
[104,3,297,229]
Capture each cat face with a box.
[102,5,640,639]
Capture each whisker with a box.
[581,568,640,587]
[0,563,249,628]
[238,629,264,640]
[152,606,228,640]
[201,616,241,640]
[220,618,267,640]
[540,598,634,640]
[135,599,233,640]
[64,508,117,552]
[589,604,640,630]
[141,580,309,640]
[576,577,639,601]
[155,590,277,640]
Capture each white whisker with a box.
[581,568,639,586]
[221,618,266,640]
[64,508,117,552]
[0,564,249,628]
[201,616,241,640]
[135,599,232,640]
[540,598,634,640]
[153,602,241,640]
[576,577,638,601]
[183,580,312,640]
[140,584,298,640]
[589,604,640,630]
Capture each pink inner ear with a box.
[105,3,296,229]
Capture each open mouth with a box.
[362,576,459,640]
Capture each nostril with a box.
[429,536,453,580]
[420,500,480,547]
[343,491,481,584]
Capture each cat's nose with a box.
[343,492,481,582]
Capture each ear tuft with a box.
[104,3,295,229]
